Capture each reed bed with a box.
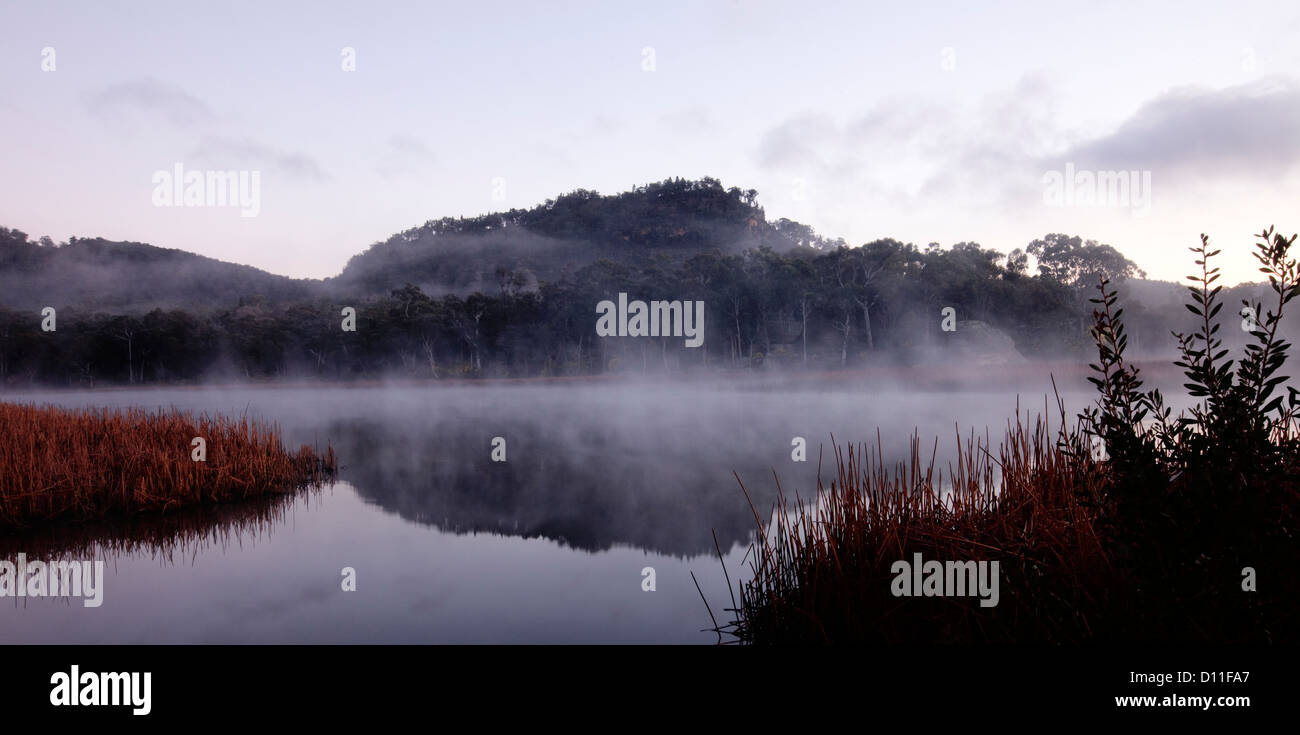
[0,402,335,528]
[719,403,1116,644]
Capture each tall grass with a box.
[0,403,335,528]
[722,402,1113,644]
[719,228,1300,644]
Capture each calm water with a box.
[0,379,1091,643]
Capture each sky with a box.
[1,0,1298,284]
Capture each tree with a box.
[1027,234,1144,289]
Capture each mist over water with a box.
[0,376,1110,643]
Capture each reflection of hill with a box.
[326,415,780,557]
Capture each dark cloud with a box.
[86,78,215,128]
[387,135,435,158]
[1050,79,1300,175]
[190,136,327,181]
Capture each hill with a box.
[1,178,834,311]
[0,228,318,313]
[327,177,837,297]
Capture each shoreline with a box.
[0,358,1189,396]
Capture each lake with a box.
[0,375,1101,643]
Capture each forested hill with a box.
[328,177,838,296]
[0,229,319,312]
[1,178,833,310]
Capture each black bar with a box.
[0,645,1288,723]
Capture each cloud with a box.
[190,136,327,181]
[753,98,996,209]
[377,134,436,178]
[588,114,622,136]
[1049,78,1300,176]
[658,105,717,135]
[752,76,1300,214]
[387,134,435,158]
[756,113,842,171]
[86,78,215,128]
[560,114,624,145]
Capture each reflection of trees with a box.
[327,416,782,557]
[0,486,322,562]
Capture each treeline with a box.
[1,234,1152,385]
[6,171,1288,385]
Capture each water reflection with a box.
[327,415,791,556]
[2,383,1085,562]
[0,383,1090,643]
[0,485,325,562]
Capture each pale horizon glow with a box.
[1,0,1299,285]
